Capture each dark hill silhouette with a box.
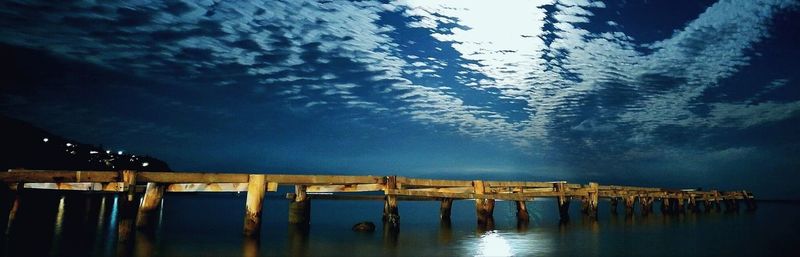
[0,115,170,171]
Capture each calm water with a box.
[1,190,798,257]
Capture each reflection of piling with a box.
[437,218,452,244]
[288,185,310,226]
[242,236,260,257]
[660,198,671,215]
[287,223,310,257]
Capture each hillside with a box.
[0,115,170,171]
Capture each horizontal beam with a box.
[306,183,384,193]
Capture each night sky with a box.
[1,0,799,198]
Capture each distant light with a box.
[43,138,49,142]
[89,151,98,154]
[131,155,136,158]
[66,143,72,147]
[142,162,149,167]
[117,151,123,155]
[106,150,111,154]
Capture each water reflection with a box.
[477,232,512,257]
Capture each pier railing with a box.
[1,169,756,240]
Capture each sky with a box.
[1,0,799,198]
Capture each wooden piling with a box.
[640,197,654,215]
[243,174,266,237]
[516,200,529,223]
[555,183,570,222]
[289,185,310,225]
[588,182,599,218]
[5,183,23,235]
[743,191,757,211]
[610,197,619,214]
[624,195,636,215]
[440,198,453,221]
[660,197,671,214]
[136,182,165,231]
[687,195,699,213]
[473,180,494,227]
[117,170,137,244]
[676,194,685,213]
[383,176,400,228]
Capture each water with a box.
[1,190,798,257]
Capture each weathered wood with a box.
[118,170,137,244]
[555,183,570,222]
[473,180,494,227]
[609,197,619,214]
[396,177,472,188]
[385,189,538,201]
[516,200,529,223]
[440,198,453,221]
[587,182,599,218]
[383,176,399,228]
[5,183,23,235]
[288,185,310,225]
[136,183,165,230]
[484,181,555,188]
[243,174,266,237]
[624,195,636,215]
[306,183,384,193]
[2,170,120,182]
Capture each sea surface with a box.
[1,190,798,257]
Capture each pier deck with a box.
[1,169,756,240]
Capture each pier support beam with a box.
[440,198,453,221]
[5,183,24,235]
[473,180,494,229]
[136,182,165,231]
[610,197,619,214]
[687,195,699,213]
[289,185,310,226]
[516,200,529,223]
[555,183,570,222]
[743,191,757,211]
[383,176,399,228]
[118,170,137,244]
[660,197,671,214]
[676,195,685,213]
[640,197,654,216]
[624,196,636,216]
[243,174,266,237]
[587,182,599,218]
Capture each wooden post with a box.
[676,194,685,213]
[687,194,699,213]
[624,195,636,216]
[555,183,570,222]
[660,197,671,214]
[712,190,722,212]
[640,197,654,216]
[288,185,310,225]
[516,200,529,223]
[610,197,619,214]
[383,176,399,228]
[588,182,599,218]
[5,183,23,235]
[473,180,494,228]
[243,174,266,237]
[118,170,137,244]
[440,198,453,221]
[580,197,589,214]
[136,182,165,231]
[743,191,757,211]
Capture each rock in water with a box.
[352,221,375,232]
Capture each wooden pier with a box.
[1,169,756,241]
